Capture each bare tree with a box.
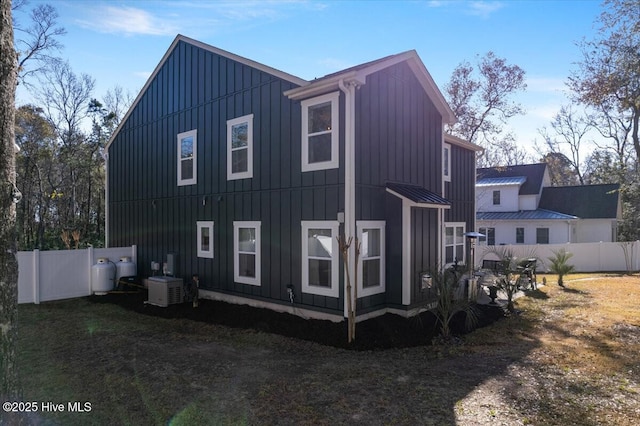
[1,0,20,403]
[569,0,640,163]
[37,60,95,143]
[445,51,527,166]
[538,105,592,185]
[13,2,66,87]
[590,99,634,169]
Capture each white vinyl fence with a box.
[17,245,137,304]
[476,241,640,273]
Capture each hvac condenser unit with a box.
[146,276,183,307]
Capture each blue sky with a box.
[14,0,605,154]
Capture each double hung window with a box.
[227,114,253,180]
[301,221,339,297]
[177,129,197,186]
[234,221,261,286]
[479,227,495,246]
[536,227,549,244]
[358,221,385,297]
[444,223,465,265]
[301,92,339,172]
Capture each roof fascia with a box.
[444,133,484,152]
[107,34,309,150]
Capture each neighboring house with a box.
[106,35,482,322]
[476,163,621,245]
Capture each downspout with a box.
[104,152,109,248]
[339,79,357,319]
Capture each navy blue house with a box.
[106,35,482,321]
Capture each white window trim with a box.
[227,114,254,180]
[177,129,197,186]
[357,221,385,298]
[301,92,339,172]
[444,222,466,266]
[197,221,214,259]
[443,143,451,182]
[233,221,261,286]
[301,220,339,298]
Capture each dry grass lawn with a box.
[9,273,640,425]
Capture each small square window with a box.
[301,92,339,172]
[197,221,214,258]
[177,129,197,186]
[227,114,253,180]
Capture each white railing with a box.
[476,241,640,273]
[17,245,137,304]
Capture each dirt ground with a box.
[11,275,640,425]
[92,290,505,351]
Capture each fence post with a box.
[88,246,94,294]
[33,249,40,304]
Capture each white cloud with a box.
[76,6,179,36]
[526,76,568,94]
[317,57,355,73]
[467,1,505,18]
[428,1,505,18]
[134,71,152,80]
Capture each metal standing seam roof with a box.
[539,184,621,219]
[476,176,527,187]
[476,209,578,221]
[386,183,451,206]
[477,163,547,195]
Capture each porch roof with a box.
[386,183,451,207]
[477,209,578,221]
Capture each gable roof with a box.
[107,34,308,150]
[284,50,456,124]
[477,163,547,195]
[539,184,621,219]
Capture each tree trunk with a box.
[0,0,20,402]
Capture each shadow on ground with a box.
[89,290,506,350]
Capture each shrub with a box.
[547,249,576,287]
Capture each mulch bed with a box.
[89,289,505,351]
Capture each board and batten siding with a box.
[354,61,444,313]
[444,143,476,227]
[108,40,345,314]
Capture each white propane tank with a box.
[92,258,116,295]
[116,256,137,283]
